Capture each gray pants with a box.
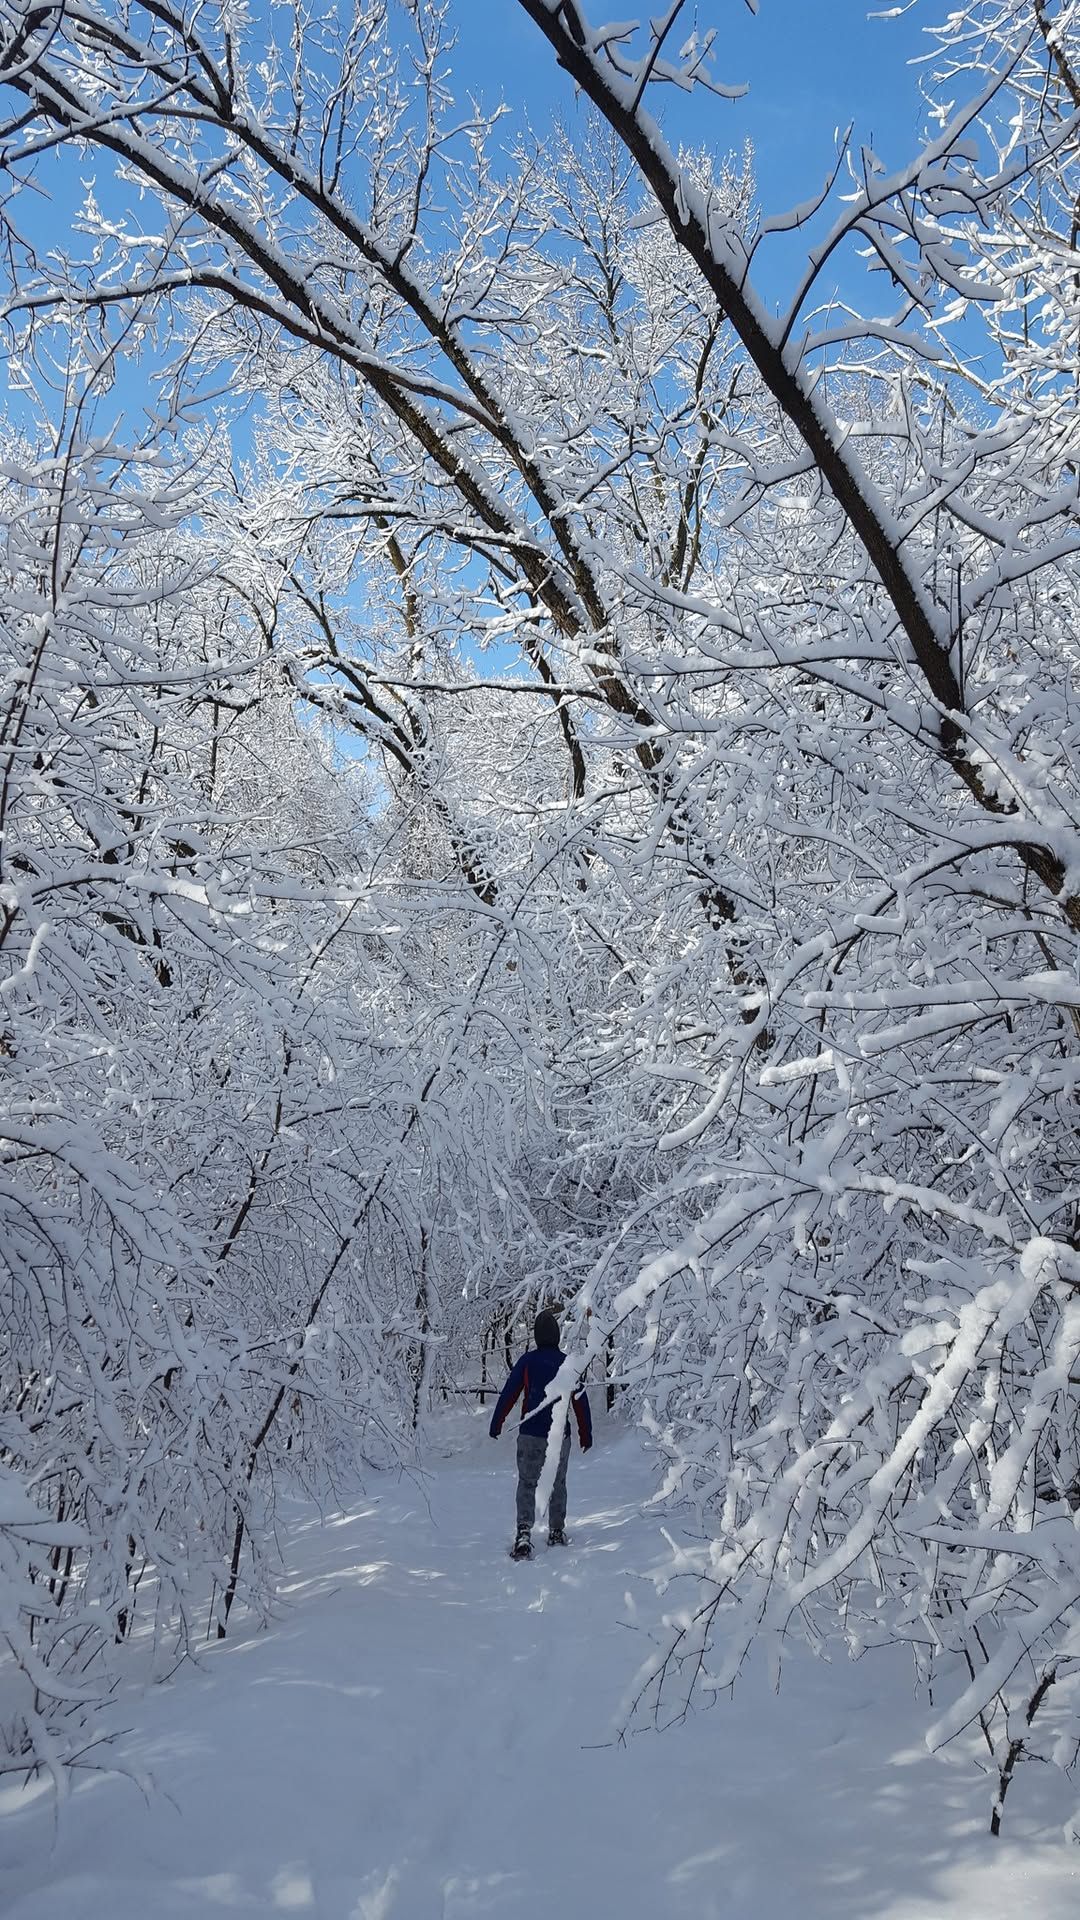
[516,1430,571,1533]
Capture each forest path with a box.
[1,1409,1076,1920]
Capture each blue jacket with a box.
[489,1347,592,1448]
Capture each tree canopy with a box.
[1,0,1080,1835]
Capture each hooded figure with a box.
[489,1311,592,1558]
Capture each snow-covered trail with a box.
[2,1411,1077,1920]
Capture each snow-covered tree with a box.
[3,0,1080,1831]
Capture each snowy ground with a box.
[2,1409,1078,1920]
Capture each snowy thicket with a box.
[2,0,1080,1832]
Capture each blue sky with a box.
[443,2,939,318]
[18,2,942,395]
[451,2,932,216]
[8,2,947,443]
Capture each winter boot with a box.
[511,1527,532,1560]
[548,1526,567,1547]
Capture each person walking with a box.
[489,1310,592,1559]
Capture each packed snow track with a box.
[2,1413,1076,1919]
